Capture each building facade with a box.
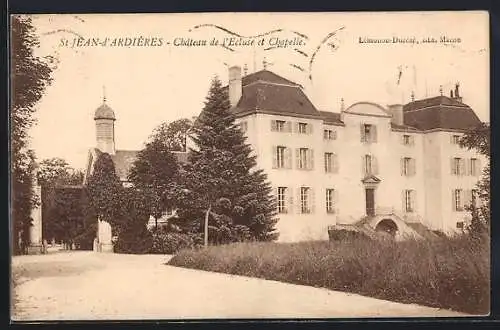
[228,66,487,241]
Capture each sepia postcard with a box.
[10,12,490,321]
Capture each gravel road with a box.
[11,251,467,320]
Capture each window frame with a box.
[326,188,335,214]
[404,189,414,213]
[276,146,286,169]
[277,187,287,214]
[454,189,463,211]
[324,152,333,173]
[298,122,308,134]
[299,148,308,170]
[300,187,310,214]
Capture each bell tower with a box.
[94,89,116,155]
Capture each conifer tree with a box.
[175,77,278,244]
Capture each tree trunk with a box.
[204,205,211,248]
[155,217,158,231]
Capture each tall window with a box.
[276,146,286,168]
[402,157,415,176]
[299,148,308,169]
[404,190,415,212]
[324,129,337,140]
[452,157,464,175]
[298,122,308,134]
[454,189,463,211]
[470,158,479,176]
[326,189,335,213]
[402,134,414,146]
[325,153,333,173]
[364,154,372,175]
[361,124,377,143]
[300,187,310,214]
[277,187,287,213]
[276,120,286,132]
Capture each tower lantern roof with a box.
[94,102,115,120]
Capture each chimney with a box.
[228,65,242,107]
[387,104,404,126]
[454,82,462,102]
[450,90,454,98]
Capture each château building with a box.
[84,66,487,245]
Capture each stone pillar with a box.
[98,218,113,253]
[28,185,43,254]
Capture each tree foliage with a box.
[11,15,54,254]
[173,77,278,244]
[37,157,84,187]
[86,152,123,228]
[459,122,490,236]
[128,138,180,226]
[149,118,194,152]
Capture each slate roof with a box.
[403,96,481,131]
[318,111,343,125]
[110,150,188,181]
[242,70,301,87]
[94,102,116,120]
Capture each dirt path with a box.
[12,251,467,320]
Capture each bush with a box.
[150,232,195,254]
[168,235,489,314]
[114,225,153,254]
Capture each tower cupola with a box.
[94,91,116,155]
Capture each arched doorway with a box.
[375,219,398,237]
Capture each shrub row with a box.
[168,235,490,314]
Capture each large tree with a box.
[37,157,84,187]
[11,15,54,254]
[86,152,123,230]
[174,77,278,246]
[128,138,180,229]
[460,122,490,236]
[149,118,194,152]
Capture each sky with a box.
[24,12,489,170]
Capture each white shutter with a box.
[333,154,339,174]
[309,149,314,170]
[271,120,276,132]
[450,135,454,144]
[452,189,456,211]
[310,188,315,214]
[287,187,293,214]
[360,124,365,142]
[402,190,407,213]
[362,155,366,176]
[411,158,416,176]
[401,135,406,145]
[477,159,482,176]
[400,158,405,176]
[334,189,339,215]
[295,122,300,133]
[295,148,301,169]
[460,159,466,176]
[372,126,378,143]
[450,158,455,175]
[285,148,292,169]
[308,123,314,135]
[372,156,379,175]
[286,121,292,133]
[296,188,302,214]
[411,135,415,146]
[412,190,417,212]
[272,146,277,169]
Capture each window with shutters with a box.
[404,190,415,212]
[298,122,308,134]
[361,124,377,143]
[326,189,335,214]
[276,146,286,168]
[452,157,465,176]
[451,134,461,145]
[300,187,311,214]
[324,153,334,173]
[277,187,287,214]
[402,157,415,176]
[275,120,286,132]
[470,158,479,176]
[402,134,414,146]
[298,148,312,170]
[364,154,373,175]
[324,129,337,140]
[454,189,463,211]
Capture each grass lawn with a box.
[168,235,489,315]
